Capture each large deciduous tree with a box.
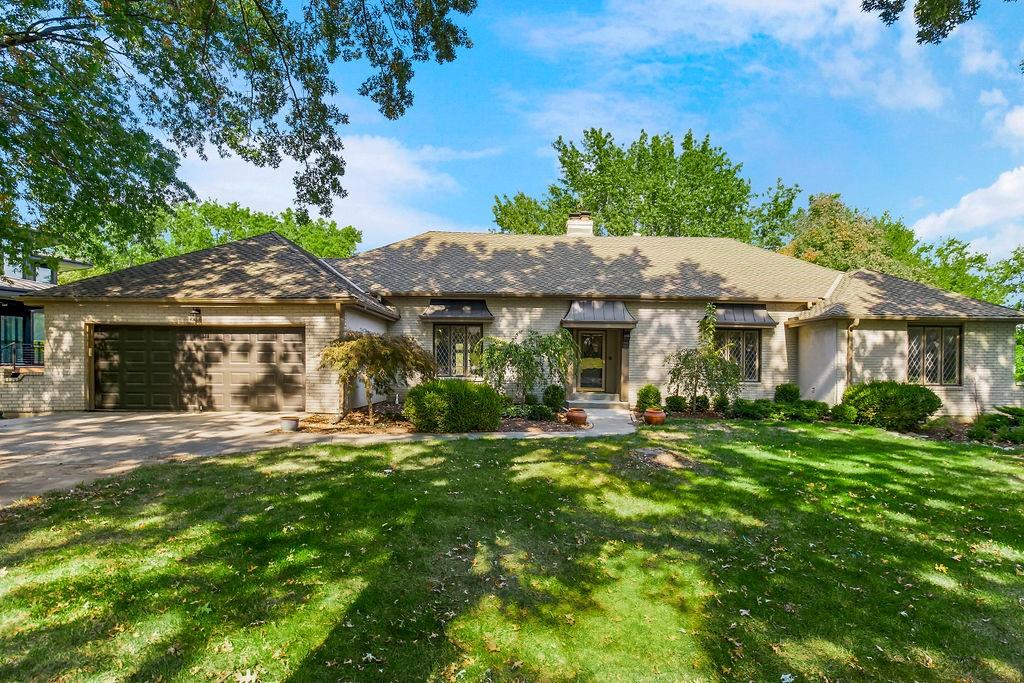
[492,129,800,247]
[0,0,475,265]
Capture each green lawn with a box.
[1,421,1022,682]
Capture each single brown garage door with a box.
[93,326,305,411]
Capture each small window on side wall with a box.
[716,328,761,382]
[433,324,482,377]
[908,325,961,386]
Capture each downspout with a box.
[845,318,860,395]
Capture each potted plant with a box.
[643,407,666,425]
[565,407,588,426]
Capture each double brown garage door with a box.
[93,326,305,411]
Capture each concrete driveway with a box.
[0,412,327,506]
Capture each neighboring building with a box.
[1,253,89,368]
[8,216,1023,417]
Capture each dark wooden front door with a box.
[93,326,305,411]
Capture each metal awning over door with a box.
[561,300,637,328]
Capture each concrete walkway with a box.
[0,408,635,506]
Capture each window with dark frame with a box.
[908,325,961,385]
[716,328,761,382]
[433,324,483,377]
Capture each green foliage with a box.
[1,1,475,264]
[730,398,774,420]
[712,394,731,413]
[829,403,859,423]
[64,201,361,280]
[404,380,503,433]
[636,384,662,412]
[967,406,1024,443]
[493,129,799,246]
[842,381,942,432]
[666,304,742,409]
[774,400,830,423]
[319,332,436,424]
[693,395,711,413]
[504,403,554,420]
[774,383,801,403]
[474,330,580,404]
[542,384,567,412]
[665,395,688,413]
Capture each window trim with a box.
[907,325,962,387]
[432,323,483,378]
[716,328,762,383]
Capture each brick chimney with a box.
[565,211,595,236]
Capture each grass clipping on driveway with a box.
[1,421,1022,681]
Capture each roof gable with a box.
[24,233,394,317]
[794,269,1024,323]
[333,231,842,301]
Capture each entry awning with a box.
[561,300,637,328]
[710,304,777,328]
[419,299,494,322]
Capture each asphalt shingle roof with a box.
[794,269,1024,323]
[24,232,396,318]
[331,231,843,301]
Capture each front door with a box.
[577,331,605,392]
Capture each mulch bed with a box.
[290,402,586,436]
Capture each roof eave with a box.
[377,290,828,304]
[787,313,1024,327]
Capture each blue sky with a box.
[180,0,1024,257]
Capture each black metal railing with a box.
[1,342,45,367]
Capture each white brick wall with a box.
[844,319,1024,417]
[1,302,344,415]
[627,301,802,404]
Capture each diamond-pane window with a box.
[715,328,760,382]
[433,324,483,377]
[908,325,961,386]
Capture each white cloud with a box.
[956,25,1008,75]
[969,223,1024,259]
[515,88,696,141]
[179,135,491,250]
[912,167,1024,247]
[979,88,1009,108]
[1002,106,1024,140]
[513,0,945,111]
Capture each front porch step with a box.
[567,392,629,410]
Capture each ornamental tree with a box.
[320,332,436,424]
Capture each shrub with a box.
[475,330,580,404]
[842,381,942,432]
[524,393,539,405]
[829,403,858,423]
[404,379,503,432]
[967,412,1015,442]
[924,415,962,439]
[774,383,801,403]
[542,384,566,412]
[792,400,829,422]
[665,395,687,413]
[730,398,773,419]
[712,393,730,413]
[528,404,556,421]
[693,395,711,413]
[636,384,662,412]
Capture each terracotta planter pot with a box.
[280,416,300,432]
[565,408,588,426]
[644,408,666,425]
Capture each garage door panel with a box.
[93,326,305,412]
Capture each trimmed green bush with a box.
[506,403,557,422]
[665,395,687,413]
[524,393,539,406]
[842,381,941,432]
[636,384,662,412]
[774,383,801,403]
[693,395,711,413]
[712,393,730,413]
[528,404,555,421]
[730,398,774,419]
[829,403,858,423]
[966,410,1021,442]
[542,384,567,412]
[404,379,503,432]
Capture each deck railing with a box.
[1,342,44,367]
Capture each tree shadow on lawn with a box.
[0,423,1021,682]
